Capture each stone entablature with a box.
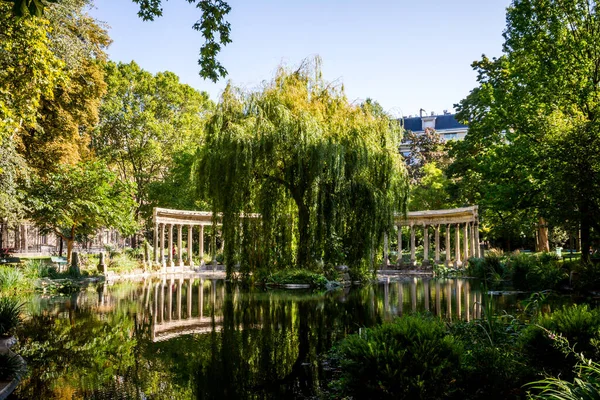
[398,206,478,226]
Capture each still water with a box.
[11,277,518,399]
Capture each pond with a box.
[10,277,528,399]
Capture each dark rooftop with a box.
[400,114,467,132]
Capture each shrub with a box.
[265,269,328,288]
[467,253,507,286]
[507,253,567,291]
[0,297,23,337]
[332,315,462,399]
[520,304,600,377]
[0,266,25,292]
[22,259,54,279]
[108,252,140,274]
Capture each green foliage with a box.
[467,252,568,290]
[507,253,567,291]
[0,296,23,337]
[0,351,25,381]
[22,259,53,279]
[451,320,533,399]
[451,0,600,260]
[264,269,328,288]
[332,315,462,399]
[0,266,26,293]
[198,58,408,278]
[520,304,600,377]
[26,161,137,264]
[467,253,507,286]
[94,61,213,223]
[409,162,453,211]
[107,252,141,274]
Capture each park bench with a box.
[50,256,68,272]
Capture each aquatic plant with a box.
[0,297,23,338]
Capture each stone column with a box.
[187,225,194,268]
[470,222,476,258]
[168,224,174,268]
[422,224,429,267]
[177,278,183,320]
[199,225,205,264]
[454,223,461,267]
[474,222,481,258]
[463,223,469,263]
[445,224,451,267]
[397,225,403,267]
[177,224,183,267]
[410,224,416,266]
[198,279,204,318]
[187,278,192,319]
[160,224,166,268]
[382,232,389,269]
[434,224,440,265]
[167,278,173,321]
[154,222,159,265]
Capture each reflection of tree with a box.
[191,285,383,399]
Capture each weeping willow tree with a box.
[197,58,408,279]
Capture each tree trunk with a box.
[66,239,74,265]
[59,237,64,257]
[296,202,311,269]
[581,217,591,264]
[537,217,550,252]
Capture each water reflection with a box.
[12,277,502,399]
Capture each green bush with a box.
[520,304,600,377]
[0,266,26,292]
[108,252,140,274]
[467,253,507,286]
[331,315,462,399]
[0,297,23,337]
[507,253,567,291]
[265,269,328,288]
[451,320,534,398]
[22,259,54,279]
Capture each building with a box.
[400,111,468,155]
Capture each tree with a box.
[197,59,408,278]
[8,0,232,82]
[451,0,600,258]
[26,161,137,264]
[409,163,452,211]
[402,127,448,186]
[93,61,213,227]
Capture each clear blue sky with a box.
[90,0,510,117]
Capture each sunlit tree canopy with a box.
[197,58,409,278]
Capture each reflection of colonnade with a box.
[387,206,480,268]
[147,277,224,342]
[382,278,483,321]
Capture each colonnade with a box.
[385,206,481,268]
[153,222,211,269]
[152,208,224,271]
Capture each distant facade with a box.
[400,111,468,155]
[0,222,126,255]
